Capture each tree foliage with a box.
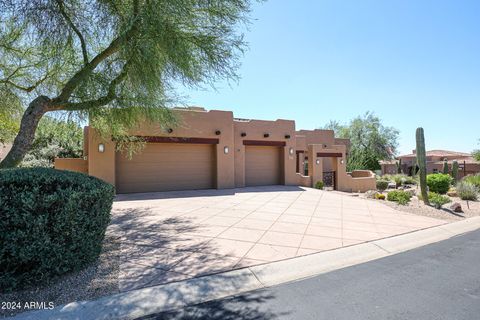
[322,112,399,171]
[0,0,254,167]
[474,140,480,162]
[21,116,83,167]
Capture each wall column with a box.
[308,144,323,188]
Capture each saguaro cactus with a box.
[416,128,429,204]
[442,159,449,174]
[452,160,459,182]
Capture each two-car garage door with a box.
[116,143,215,193]
[116,142,283,193]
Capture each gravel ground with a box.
[361,188,480,222]
[0,234,121,318]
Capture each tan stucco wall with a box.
[233,118,296,187]
[87,108,236,189]
[54,158,88,174]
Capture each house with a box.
[55,107,375,193]
[380,149,480,178]
[0,143,12,162]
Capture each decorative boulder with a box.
[447,189,458,197]
[450,202,463,213]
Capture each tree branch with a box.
[0,72,50,93]
[55,0,88,65]
[53,21,138,103]
[57,63,129,111]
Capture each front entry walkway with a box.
[111,186,445,292]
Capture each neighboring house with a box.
[56,107,375,193]
[380,149,480,178]
[0,143,12,162]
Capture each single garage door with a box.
[116,143,215,193]
[245,145,282,186]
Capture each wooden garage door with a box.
[116,143,215,193]
[245,146,282,186]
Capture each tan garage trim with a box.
[116,143,215,193]
[245,145,282,186]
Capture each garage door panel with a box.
[245,146,282,186]
[116,143,215,193]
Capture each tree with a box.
[0,0,253,168]
[21,116,83,167]
[0,88,22,145]
[322,112,399,171]
[474,140,480,162]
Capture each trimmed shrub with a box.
[375,193,386,200]
[0,168,115,292]
[376,180,389,192]
[428,192,451,209]
[456,181,478,201]
[387,190,412,205]
[426,174,453,194]
[463,174,480,189]
[315,181,324,189]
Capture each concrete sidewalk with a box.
[10,216,480,320]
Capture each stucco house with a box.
[55,107,375,193]
[380,149,480,178]
[0,143,12,162]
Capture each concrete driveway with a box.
[110,186,445,292]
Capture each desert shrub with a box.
[376,180,389,192]
[0,168,115,292]
[456,181,478,201]
[463,174,480,189]
[392,175,403,188]
[426,174,453,194]
[315,181,324,189]
[402,175,417,185]
[387,190,412,205]
[428,192,451,209]
[375,193,386,200]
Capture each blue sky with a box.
[179,0,480,155]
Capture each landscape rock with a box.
[450,202,463,213]
[365,190,379,199]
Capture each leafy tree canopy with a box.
[0,0,254,167]
[322,112,399,171]
[473,140,480,162]
[21,116,83,167]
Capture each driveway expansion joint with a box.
[11,216,480,320]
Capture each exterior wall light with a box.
[289,147,294,155]
[264,133,270,138]
[215,130,221,135]
[241,132,247,137]
[98,143,105,153]
[167,128,173,133]
[340,159,345,164]
[285,134,291,139]
[224,146,229,154]
[316,159,320,165]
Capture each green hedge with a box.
[426,173,452,194]
[0,168,115,292]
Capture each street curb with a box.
[10,217,480,320]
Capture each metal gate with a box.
[323,171,336,189]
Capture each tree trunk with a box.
[0,96,51,168]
